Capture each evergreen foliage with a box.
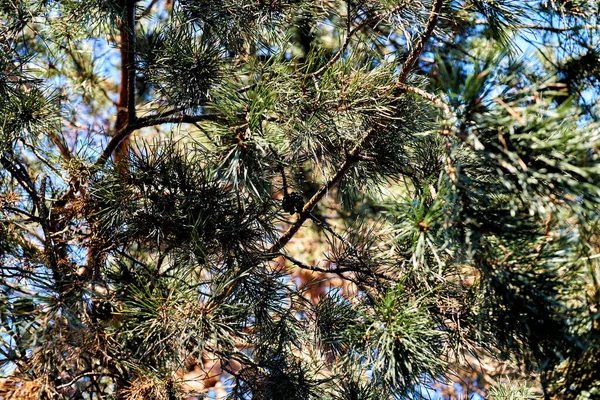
[1,0,600,399]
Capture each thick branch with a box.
[126,0,136,125]
[397,0,444,82]
[113,0,137,167]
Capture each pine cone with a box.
[282,192,304,214]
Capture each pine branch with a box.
[56,372,115,390]
[268,133,371,254]
[113,0,138,167]
[397,0,444,82]
[518,23,598,33]
[126,0,137,126]
[2,206,40,221]
[281,253,363,286]
[396,83,451,116]
[209,0,446,310]
[474,20,598,33]
[272,0,445,254]
[281,253,332,274]
[135,112,232,128]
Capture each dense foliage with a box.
[1,0,600,399]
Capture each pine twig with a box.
[56,372,114,390]
[397,0,444,82]
[396,83,451,116]
[281,253,363,287]
[310,4,405,78]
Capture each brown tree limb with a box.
[113,0,137,169]
[398,0,444,82]
[126,1,137,126]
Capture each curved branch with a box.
[268,133,369,254]
[56,372,114,390]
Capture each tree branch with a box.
[398,0,444,82]
[0,155,37,199]
[474,20,598,33]
[135,112,231,128]
[271,0,445,254]
[396,83,451,116]
[268,132,371,254]
[112,0,137,168]
[2,206,40,221]
[281,253,364,287]
[126,0,137,125]
[517,23,598,33]
[281,253,333,274]
[56,372,114,390]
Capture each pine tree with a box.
[1,0,600,399]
